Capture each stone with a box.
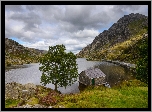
[58,105,65,108]
[48,106,53,108]
[32,104,47,108]
[5,82,38,100]
[14,104,48,108]
[24,83,37,90]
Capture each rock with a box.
[14,104,50,108]
[5,82,66,108]
[5,82,37,100]
[58,105,65,108]
[5,82,23,99]
[24,83,37,90]
[14,104,32,108]
[143,33,148,38]
[23,104,33,108]
[32,104,47,108]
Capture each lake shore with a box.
[5,59,137,94]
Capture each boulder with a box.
[5,82,37,100]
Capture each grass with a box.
[27,97,39,105]
[5,85,53,108]
[56,79,148,108]
[5,79,148,108]
[97,31,148,64]
[5,99,20,108]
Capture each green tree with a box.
[39,44,78,92]
[136,36,148,84]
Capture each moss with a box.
[5,99,20,108]
[27,97,39,105]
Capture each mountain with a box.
[5,38,47,67]
[76,13,148,63]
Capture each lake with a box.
[5,58,136,94]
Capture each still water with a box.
[5,58,136,94]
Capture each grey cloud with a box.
[86,12,111,29]
[26,5,64,22]
[21,5,111,33]
[5,5,24,11]
[9,12,42,32]
[5,5,148,52]
[51,5,111,33]
[5,26,24,40]
[116,5,141,11]
[25,5,37,11]
[110,6,124,16]
[74,46,84,51]
[63,6,96,29]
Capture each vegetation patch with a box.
[5,99,20,108]
[56,79,148,108]
[27,97,39,105]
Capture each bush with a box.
[39,94,57,106]
[136,36,148,84]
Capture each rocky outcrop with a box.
[5,82,37,100]
[76,13,148,60]
[5,82,65,108]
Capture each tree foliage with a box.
[39,44,78,91]
[136,36,148,84]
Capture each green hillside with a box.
[5,38,47,67]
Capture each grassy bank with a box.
[56,79,148,108]
[5,79,148,108]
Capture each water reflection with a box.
[95,62,136,87]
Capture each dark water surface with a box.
[5,58,136,94]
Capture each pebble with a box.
[14,104,65,108]
[48,106,53,108]
[14,104,47,108]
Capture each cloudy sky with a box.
[5,5,148,54]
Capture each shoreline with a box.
[104,60,136,68]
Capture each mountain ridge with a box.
[5,38,47,67]
[76,13,148,63]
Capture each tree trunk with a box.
[55,83,58,92]
[54,80,59,92]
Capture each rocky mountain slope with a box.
[5,38,47,67]
[76,13,148,63]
